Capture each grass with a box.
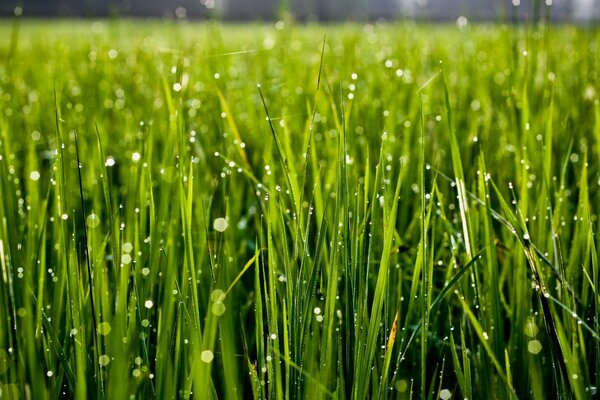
[0,17,599,399]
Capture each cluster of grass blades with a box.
[0,18,598,399]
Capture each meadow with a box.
[0,18,598,399]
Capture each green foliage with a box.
[0,20,598,399]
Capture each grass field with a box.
[0,18,599,399]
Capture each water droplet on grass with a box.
[528,340,542,354]
[211,302,226,316]
[440,388,452,400]
[98,322,112,336]
[395,379,408,392]
[87,213,100,229]
[211,289,225,302]
[30,171,40,181]
[213,218,228,232]
[524,320,538,337]
[201,350,214,363]
[121,254,132,265]
[144,300,154,309]
[160,167,178,183]
[99,355,110,366]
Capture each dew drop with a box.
[440,388,452,400]
[160,166,178,183]
[201,350,214,363]
[395,379,408,392]
[123,242,133,253]
[528,340,542,354]
[86,213,101,229]
[98,322,112,336]
[211,302,226,316]
[213,218,228,232]
[524,320,538,337]
[211,289,225,302]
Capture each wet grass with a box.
[0,18,599,399]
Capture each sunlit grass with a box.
[0,19,598,399]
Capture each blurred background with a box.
[0,0,598,22]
